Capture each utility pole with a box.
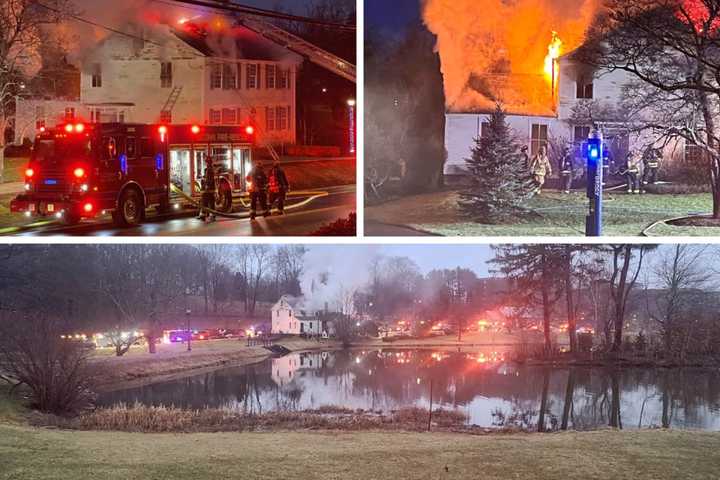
[449,269,467,342]
[185,287,192,352]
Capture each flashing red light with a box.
[158,125,168,135]
[73,167,86,178]
[25,168,35,178]
[64,124,73,133]
[83,202,94,213]
[245,125,255,135]
[75,123,85,133]
[39,126,46,133]
[191,125,200,134]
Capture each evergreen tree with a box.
[458,104,534,223]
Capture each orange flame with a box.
[544,31,562,82]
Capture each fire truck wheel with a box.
[115,188,145,227]
[64,212,81,226]
[215,182,233,213]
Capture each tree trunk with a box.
[541,249,552,356]
[698,77,720,218]
[147,334,157,354]
[538,369,550,432]
[561,369,575,430]
[0,145,5,184]
[564,246,577,354]
[609,371,621,429]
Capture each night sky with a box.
[366,0,421,33]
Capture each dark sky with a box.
[366,0,420,33]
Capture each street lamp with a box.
[185,287,191,352]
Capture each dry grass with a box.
[283,159,355,190]
[35,404,469,434]
[2,423,719,479]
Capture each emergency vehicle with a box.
[11,122,256,226]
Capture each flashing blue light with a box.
[155,153,164,171]
[120,154,128,175]
[44,179,58,185]
[589,148,599,159]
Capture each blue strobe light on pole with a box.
[585,134,603,236]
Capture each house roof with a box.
[272,294,302,311]
[447,73,557,117]
[170,22,302,63]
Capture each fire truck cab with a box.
[11,123,256,227]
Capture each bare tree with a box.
[0,312,95,414]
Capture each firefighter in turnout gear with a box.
[268,161,290,215]
[560,145,574,194]
[246,160,269,220]
[197,156,217,222]
[521,145,530,169]
[643,148,661,185]
[622,152,643,194]
[530,145,552,192]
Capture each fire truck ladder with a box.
[239,17,356,83]
[160,86,184,120]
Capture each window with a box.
[530,124,548,156]
[91,63,102,88]
[222,64,236,89]
[236,63,242,89]
[574,126,591,143]
[126,137,136,158]
[247,64,258,89]
[266,64,276,89]
[576,76,594,99]
[140,137,152,157]
[278,69,289,89]
[685,143,708,165]
[64,107,75,120]
[161,62,172,88]
[209,109,221,125]
[119,111,125,123]
[480,121,490,138]
[210,64,222,90]
[160,110,172,123]
[266,107,275,131]
[276,106,288,131]
[222,108,236,124]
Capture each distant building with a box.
[271,294,335,336]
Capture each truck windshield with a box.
[32,138,93,165]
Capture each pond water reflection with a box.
[98,349,720,431]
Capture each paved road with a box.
[11,185,355,237]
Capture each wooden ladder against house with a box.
[239,17,356,83]
[160,86,183,121]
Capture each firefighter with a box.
[530,145,552,193]
[268,161,290,215]
[622,151,643,194]
[246,160,269,220]
[197,156,217,222]
[643,148,661,185]
[560,145,574,194]
[521,145,530,169]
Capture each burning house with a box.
[15,17,302,146]
[426,0,693,178]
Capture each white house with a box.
[271,295,335,336]
[15,20,301,146]
[444,48,689,176]
[271,351,328,386]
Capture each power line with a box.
[161,0,355,31]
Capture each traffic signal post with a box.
[585,134,603,237]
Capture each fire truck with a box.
[11,122,256,227]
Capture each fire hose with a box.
[169,183,329,219]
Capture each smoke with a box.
[422,0,601,112]
[299,246,381,314]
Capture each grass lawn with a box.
[1,422,719,480]
[283,159,356,190]
[1,157,27,183]
[366,189,717,236]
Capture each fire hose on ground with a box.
[169,183,329,219]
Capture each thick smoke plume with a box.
[422,0,601,112]
[299,246,380,315]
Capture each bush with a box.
[310,212,356,236]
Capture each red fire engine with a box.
[11,122,255,226]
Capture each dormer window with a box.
[576,75,594,99]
